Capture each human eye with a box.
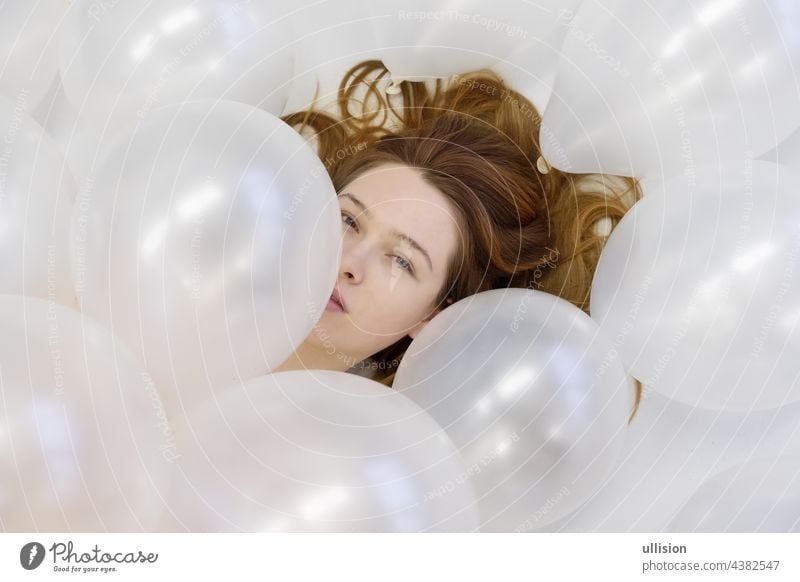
[391,254,414,274]
[341,211,359,231]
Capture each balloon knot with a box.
[385,78,403,96]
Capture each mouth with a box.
[326,288,347,313]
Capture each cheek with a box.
[325,292,408,337]
[360,291,431,334]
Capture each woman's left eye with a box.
[392,255,413,273]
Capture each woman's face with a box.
[306,162,460,367]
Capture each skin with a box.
[275,162,460,373]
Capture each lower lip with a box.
[326,298,345,312]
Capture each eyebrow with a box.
[338,192,434,272]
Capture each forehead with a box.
[341,163,459,270]
[346,163,444,206]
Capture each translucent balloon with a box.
[489,0,583,115]
[59,0,294,136]
[591,161,800,412]
[393,289,636,531]
[668,456,800,532]
[160,370,480,532]
[0,0,66,108]
[0,295,174,531]
[370,0,544,83]
[281,0,386,116]
[72,100,341,419]
[31,71,107,190]
[541,0,800,177]
[761,125,800,177]
[0,97,76,306]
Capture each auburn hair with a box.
[282,60,643,423]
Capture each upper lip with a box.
[330,288,347,311]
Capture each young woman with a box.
[276,60,642,421]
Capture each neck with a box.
[273,339,358,374]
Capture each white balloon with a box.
[541,0,800,177]
[72,100,341,418]
[0,96,76,306]
[394,288,635,531]
[761,125,800,177]
[591,161,800,412]
[31,72,107,189]
[669,456,800,532]
[281,0,386,117]
[161,370,480,532]
[0,295,174,531]
[370,0,536,83]
[0,0,66,108]
[489,0,583,115]
[59,0,294,136]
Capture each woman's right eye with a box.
[341,212,359,231]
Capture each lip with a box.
[327,288,347,312]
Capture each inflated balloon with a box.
[371,0,551,84]
[31,71,107,189]
[282,0,386,116]
[160,370,480,532]
[0,97,76,306]
[762,125,800,177]
[541,0,800,177]
[59,0,293,135]
[72,100,341,419]
[0,295,174,531]
[0,0,66,107]
[591,161,800,412]
[393,288,635,531]
[489,0,583,115]
[668,456,800,532]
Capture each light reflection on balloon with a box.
[59,0,294,135]
[541,0,800,177]
[0,295,173,531]
[591,161,800,412]
[160,371,481,532]
[72,100,341,419]
[394,289,635,531]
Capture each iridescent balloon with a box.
[0,97,76,306]
[669,455,800,532]
[371,0,575,84]
[59,0,293,135]
[161,370,480,532]
[0,0,66,107]
[541,0,800,177]
[394,288,635,531]
[0,295,174,531]
[73,100,341,418]
[592,161,800,412]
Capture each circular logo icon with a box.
[20,542,46,570]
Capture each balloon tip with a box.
[536,156,551,174]
[386,79,403,95]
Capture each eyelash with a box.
[341,211,415,275]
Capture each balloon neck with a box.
[385,78,403,96]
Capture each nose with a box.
[340,238,369,284]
